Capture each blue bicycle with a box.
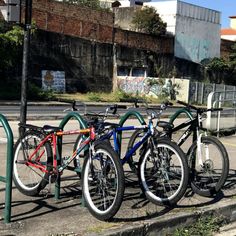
[73,102,189,206]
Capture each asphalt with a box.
[0,102,235,235]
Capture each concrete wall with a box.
[113,7,137,31]
[146,0,221,63]
[30,29,174,93]
[175,1,221,63]
[30,30,114,93]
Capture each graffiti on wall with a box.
[42,70,65,92]
[117,76,162,96]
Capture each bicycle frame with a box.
[96,123,154,165]
[169,108,206,147]
[23,127,95,174]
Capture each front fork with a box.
[196,130,208,167]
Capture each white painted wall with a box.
[146,0,221,63]
[145,0,177,35]
[221,35,236,41]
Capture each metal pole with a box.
[19,0,32,135]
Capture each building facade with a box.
[221,16,236,41]
[145,0,221,64]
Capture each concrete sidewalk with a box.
[0,119,235,235]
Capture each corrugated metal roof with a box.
[177,1,220,24]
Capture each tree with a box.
[0,21,24,77]
[132,6,167,36]
[205,57,231,84]
[204,42,236,85]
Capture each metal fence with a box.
[206,90,236,134]
[189,82,236,105]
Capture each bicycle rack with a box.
[56,112,87,200]
[169,108,194,124]
[117,110,146,157]
[0,114,14,223]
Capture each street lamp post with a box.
[19,0,32,135]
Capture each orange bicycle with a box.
[13,122,125,221]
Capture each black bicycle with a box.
[128,100,229,198]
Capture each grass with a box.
[172,215,227,236]
[55,90,167,104]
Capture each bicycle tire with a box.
[139,138,189,206]
[126,129,147,174]
[13,130,53,196]
[188,136,229,197]
[82,142,125,221]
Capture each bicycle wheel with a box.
[188,136,229,197]
[127,129,147,174]
[82,142,125,221]
[139,138,189,206]
[13,130,53,196]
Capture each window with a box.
[117,66,131,76]
[131,67,146,77]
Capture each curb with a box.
[101,199,236,236]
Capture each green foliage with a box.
[0,21,24,76]
[0,79,55,100]
[204,42,236,85]
[28,83,56,100]
[87,92,102,102]
[62,0,101,9]
[173,215,226,236]
[147,78,179,100]
[132,6,167,36]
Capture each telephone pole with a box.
[19,0,32,133]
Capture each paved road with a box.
[0,102,180,121]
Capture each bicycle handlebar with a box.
[177,100,223,113]
[109,104,127,114]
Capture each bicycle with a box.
[166,100,229,197]
[127,99,229,198]
[73,101,189,206]
[13,122,125,221]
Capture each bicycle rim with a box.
[82,145,124,220]
[140,140,187,205]
[13,132,51,195]
[189,136,229,197]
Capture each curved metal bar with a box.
[0,114,14,223]
[117,111,146,157]
[119,110,146,127]
[169,108,194,124]
[59,112,88,130]
[55,112,87,199]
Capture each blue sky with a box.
[152,0,236,28]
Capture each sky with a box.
[152,0,236,28]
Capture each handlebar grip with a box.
[207,108,223,112]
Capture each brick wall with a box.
[29,0,173,53]
[31,0,114,43]
[114,28,173,54]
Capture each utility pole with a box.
[19,0,32,134]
